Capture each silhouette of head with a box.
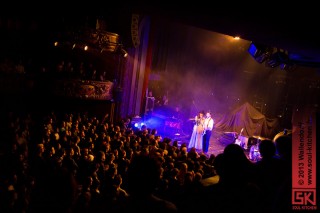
[127,155,162,196]
[259,139,276,158]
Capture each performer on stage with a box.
[202,111,214,154]
[188,111,205,151]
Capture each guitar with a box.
[234,128,244,146]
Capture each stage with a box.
[139,106,260,159]
[142,112,226,156]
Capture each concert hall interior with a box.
[1,5,319,156]
[0,5,319,213]
[1,7,320,154]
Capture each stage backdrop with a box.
[215,102,280,139]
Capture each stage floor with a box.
[159,129,253,159]
[159,128,226,157]
[144,111,248,158]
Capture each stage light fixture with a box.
[248,42,273,63]
[265,50,289,68]
[280,61,295,71]
[280,63,289,70]
[120,48,128,58]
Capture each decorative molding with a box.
[131,14,140,48]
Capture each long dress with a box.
[188,115,205,150]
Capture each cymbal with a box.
[252,135,267,140]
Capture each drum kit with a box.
[235,134,267,162]
[229,127,272,162]
[248,136,268,162]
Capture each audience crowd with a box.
[0,109,293,213]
